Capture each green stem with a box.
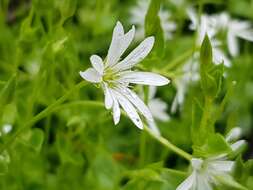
[200,96,212,132]
[139,131,147,166]
[163,48,196,72]
[0,81,87,153]
[144,126,192,161]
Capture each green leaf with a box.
[145,0,164,55]
[233,158,253,189]
[0,74,16,108]
[57,133,84,165]
[56,0,77,22]
[20,128,44,153]
[193,133,232,158]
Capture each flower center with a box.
[102,68,120,88]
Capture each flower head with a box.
[80,21,170,134]
[171,55,199,113]
[130,0,176,40]
[188,8,231,67]
[147,86,170,122]
[212,12,253,57]
[176,157,235,190]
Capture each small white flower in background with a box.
[171,54,199,113]
[0,124,13,137]
[147,86,170,121]
[80,21,170,135]
[130,0,176,40]
[188,8,231,67]
[211,12,253,57]
[176,157,235,190]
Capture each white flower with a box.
[80,21,170,135]
[0,124,13,137]
[188,8,231,67]
[171,54,199,113]
[130,0,176,40]
[147,86,170,121]
[176,157,234,190]
[212,12,253,57]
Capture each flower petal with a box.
[213,47,231,67]
[117,26,135,62]
[106,21,124,67]
[148,99,170,121]
[187,7,198,30]
[148,86,157,100]
[209,160,234,172]
[119,71,170,86]
[112,36,155,71]
[230,140,246,152]
[90,54,104,74]
[112,89,143,129]
[225,127,242,142]
[103,84,113,109]
[227,32,239,57]
[111,92,121,125]
[196,174,212,190]
[176,172,196,190]
[79,68,102,83]
[120,87,160,135]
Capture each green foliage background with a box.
[0,0,253,189]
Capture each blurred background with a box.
[0,0,253,189]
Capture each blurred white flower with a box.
[176,157,234,190]
[147,86,170,121]
[188,8,231,67]
[80,21,170,135]
[171,54,199,113]
[130,0,176,40]
[212,12,253,57]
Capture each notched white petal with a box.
[119,72,170,86]
[90,54,104,74]
[106,21,125,67]
[112,89,143,129]
[79,68,102,83]
[113,36,155,71]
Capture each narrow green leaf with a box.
[145,0,164,55]
[0,74,16,107]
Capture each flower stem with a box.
[163,48,196,72]
[0,81,87,153]
[144,126,192,161]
